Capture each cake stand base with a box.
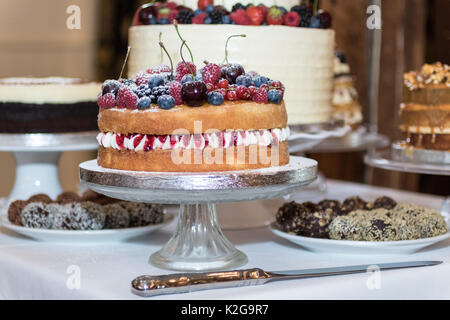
[0,132,98,201]
[151,204,247,271]
[79,157,317,271]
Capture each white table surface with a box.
[0,179,449,300]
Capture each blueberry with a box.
[195,70,203,82]
[102,80,121,96]
[157,95,176,110]
[204,17,212,24]
[137,96,152,109]
[310,15,321,28]
[149,16,158,25]
[253,75,268,87]
[181,74,194,85]
[222,15,232,24]
[268,89,282,104]
[207,91,224,106]
[205,5,215,13]
[278,6,287,14]
[193,8,204,16]
[236,75,252,87]
[158,18,170,24]
[148,75,165,89]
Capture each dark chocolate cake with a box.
[0,77,100,133]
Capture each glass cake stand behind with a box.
[79,157,317,271]
[0,132,98,202]
[365,144,450,224]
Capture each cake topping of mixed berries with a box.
[97,63,285,110]
[132,1,332,29]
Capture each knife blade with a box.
[131,260,442,297]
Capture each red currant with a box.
[226,90,238,101]
[217,78,229,89]
[236,86,250,100]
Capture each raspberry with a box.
[230,9,252,25]
[215,88,227,97]
[206,82,215,92]
[284,11,300,27]
[252,87,268,103]
[97,93,116,109]
[168,81,183,105]
[192,12,207,24]
[270,80,283,89]
[202,63,221,84]
[260,84,269,91]
[136,71,151,86]
[151,64,171,74]
[117,86,138,109]
[236,86,250,100]
[248,86,258,97]
[226,90,238,101]
[217,78,229,89]
[175,61,197,82]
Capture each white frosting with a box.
[128,25,335,125]
[97,127,289,151]
[0,78,101,104]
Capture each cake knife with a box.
[131,260,441,297]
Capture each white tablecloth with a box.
[0,180,449,300]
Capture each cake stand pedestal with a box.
[0,132,98,201]
[365,145,450,224]
[79,156,317,271]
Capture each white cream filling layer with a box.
[97,127,290,151]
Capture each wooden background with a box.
[0,0,448,197]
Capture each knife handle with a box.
[132,268,272,297]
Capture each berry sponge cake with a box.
[97,61,289,172]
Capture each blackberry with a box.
[291,4,312,27]
[176,9,194,24]
[231,3,245,12]
[151,85,170,101]
[134,84,149,98]
[208,9,224,24]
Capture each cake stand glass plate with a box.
[0,214,174,243]
[309,125,390,153]
[270,222,450,255]
[0,131,98,201]
[365,148,450,176]
[288,120,351,154]
[79,156,317,271]
[392,142,450,165]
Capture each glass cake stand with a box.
[0,132,98,201]
[79,156,317,271]
[364,144,450,223]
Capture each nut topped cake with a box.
[97,58,289,172]
[0,77,100,133]
[400,62,450,150]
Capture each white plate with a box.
[0,214,174,243]
[270,222,450,254]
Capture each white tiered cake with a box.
[127,2,335,125]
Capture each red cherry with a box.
[181,81,207,107]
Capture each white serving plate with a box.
[270,222,450,254]
[0,214,174,243]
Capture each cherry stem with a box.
[159,41,174,80]
[159,32,163,64]
[174,21,194,63]
[314,0,319,15]
[223,34,246,65]
[180,40,195,80]
[119,46,131,80]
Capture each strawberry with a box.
[230,9,252,25]
[198,0,213,11]
[246,6,264,25]
[192,12,207,24]
[266,6,283,25]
